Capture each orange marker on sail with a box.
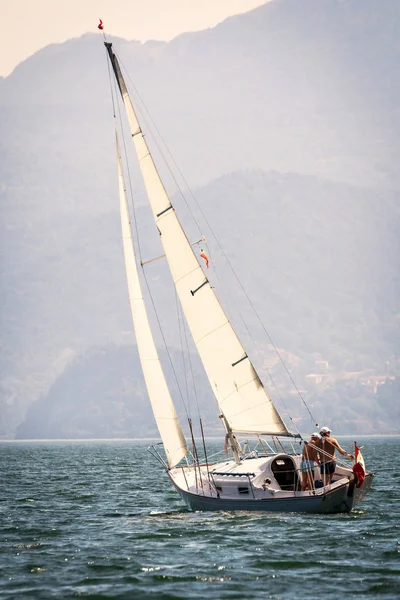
[200,248,209,269]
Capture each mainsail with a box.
[106,42,290,437]
[115,132,187,467]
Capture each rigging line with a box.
[175,287,201,421]
[107,48,190,420]
[115,49,316,425]
[116,45,259,378]
[180,185,316,425]
[141,268,190,418]
[188,419,202,491]
[198,240,235,321]
[105,42,117,120]
[239,324,302,437]
[194,215,315,426]
[174,289,191,413]
[261,364,302,438]
[114,79,145,266]
[212,257,317,426]
[112,50,195,419]
[142,238,204,266]
[115,52,203,239]
[195,240,300,436]
[200,418,213,489]
[104,39,140,249]
[182,313,201,421]
[205,244,300,436]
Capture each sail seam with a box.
[195,319,230,344]
[174,265,202,285]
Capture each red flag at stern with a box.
[352,442,365,488]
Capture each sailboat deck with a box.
[169,454,355,503]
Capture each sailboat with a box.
[102,34,373,514]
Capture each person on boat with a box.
[300,432,321,491]
[317,426,355,485]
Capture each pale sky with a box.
[0,0,271,77]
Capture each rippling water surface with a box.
[1,437,399,599]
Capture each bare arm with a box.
[331,438,354,459]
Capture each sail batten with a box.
[107,42,290,438]
[116,134,187,468]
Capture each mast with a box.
[105,42,291,439]
[115,130,187,468]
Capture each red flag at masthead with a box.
[98,19,104,30]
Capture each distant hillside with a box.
[2,0,399,189]
[8,168,400,438]
[1,0,400,437]
[16,341,399,439]
[15,344,222,440]
[199,170,400,359]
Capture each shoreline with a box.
[1,433,399,443]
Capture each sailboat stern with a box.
[354,471,374,506]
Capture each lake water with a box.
[1,437,399,599]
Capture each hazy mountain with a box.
[15,344,223,440]
[16,334,399,439]
[1,0,399,438]
[5,168,400,438]
[2,0,400,189]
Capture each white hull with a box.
[168,454,373,514]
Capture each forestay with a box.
[107,43,289,437]
[116,133,187,467]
